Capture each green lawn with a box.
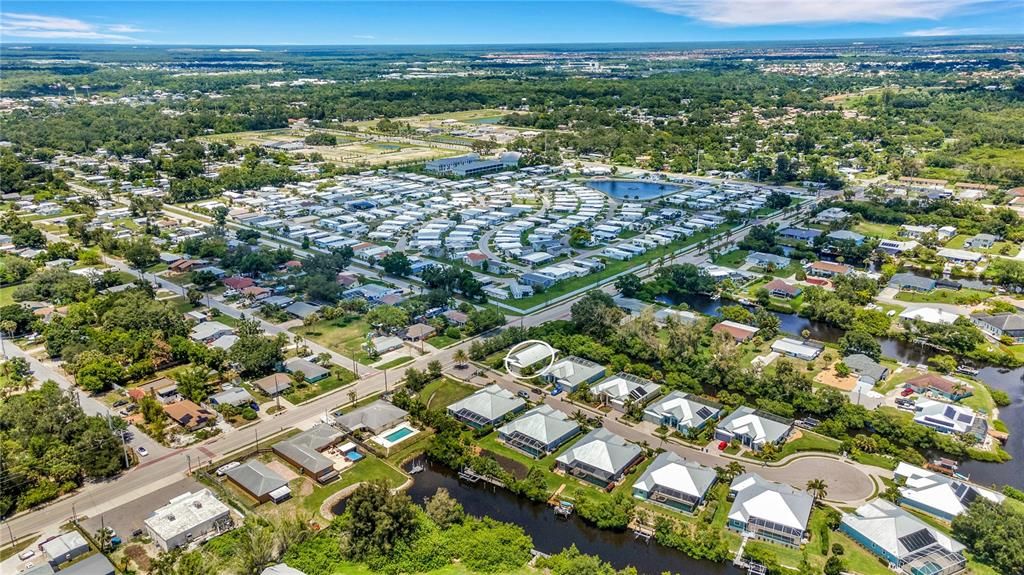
[302,454,407,517]
[420,377,476,410]
[0,283,18,306]
[376,356,413,370]
[713,249,749,268]
[290,316,373,363]
[851,451,898,470]
[945,234,1018,256]
[283,371,357,404]
[961,381,996,415]
[776,430,843,459]
[853,222,901,240]
[427,334,462,348]
[894,287,991,305]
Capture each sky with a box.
[0,1,1022,45]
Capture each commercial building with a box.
[840,500,966,575]
[447,384,527,428]
[144,489,233,551]
[642,391,722,434]
[715,406,793,452]
[555,428,643,487]
[632,452,717,513]
[727,473,813,547]
[498,404,581,458]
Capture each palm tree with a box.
[453,348,469,369]
[348,390,357,407]
[806,478,829,501]
[716,461,746,482]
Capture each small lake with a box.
[587,179,683,201]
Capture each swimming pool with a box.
[384,427,415,443]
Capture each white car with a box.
[17,550,35,561]
[137,446,149,457]
[216,461,241,476]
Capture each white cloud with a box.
[0,12,143,41]
[904,26,984,35]
[624,0,1006,25]
[352,34,377,40]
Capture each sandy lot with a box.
[815,361,859,391]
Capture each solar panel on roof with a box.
[899,529,937,553]
[956,413,974,423]
[696,407,714,420]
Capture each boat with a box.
[956,365,980,376]
[408,464,424,475]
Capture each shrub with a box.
[241,407,258,420]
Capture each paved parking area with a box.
[81,477,204,541]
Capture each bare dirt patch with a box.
[815,362,859,391]
[265,459,301,481]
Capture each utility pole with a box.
[255,429,260,451]
[186,454,192,475]
[3,519,15,548]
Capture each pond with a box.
[587,179,684,201]
[402,462,741,575]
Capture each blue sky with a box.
[1,1,1022,45]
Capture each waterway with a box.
[404,463,741,575]
[587,179,684,201]
[663,293,1023,489]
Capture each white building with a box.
[144,489,233,551]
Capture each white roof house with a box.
[643,391,722,433]
[447,384,526,428]
[592,373,662,411]
[728,473,814,547]
[189,321,234,343]
[899,307,960,325]
[144,489,233,551]
[544,355,606,392]
[632,451,718,513]
[913,400,985,438]
[770,338,823,361]
[894,462,1005,520]
[936,248,983,264]
[839,500,966,574]
[555,427,643,486]
[715,406,793,451]
[498,404,581,457]
[506,342,554,376]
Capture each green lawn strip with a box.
[376,356,414,370]
[421,377,476,410]
[283,371,357,405]
[0,535,40,562]
[0,283,18,306]
[851,451,898,470]
[777,430,843,459]
[713,249,749,268]
[302,454,407,516]
[384,430,435,466]
[852,222,901,240]
[894,287,991,305]
[507,225,731,311]
[828,531,892,575]
[875,366,922,394]
[427,334,461,348]
[960,381,996,415]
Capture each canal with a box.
[403,462,742,575]
[666,293,1023,489]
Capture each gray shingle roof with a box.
[226,460,288,497]
[334,400,408,434]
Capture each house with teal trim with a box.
[497,404,581,458]
[840,500,967,575]
[894,462,1006,521]
[726,473,813,548]
[642,391,723,434]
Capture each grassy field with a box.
[291,316,373,364]
[283,371,357,404]
[944,234,1019,256]
[894,287,991,305]
[960,381,996,415]
[0,283,17,306]
[420,377,476,410]
[777,430,843,459]
[302,454,407,517]
[852,222,901,240]
[713,249,749,268]
[427,333,462,348]
[376,356,413,370]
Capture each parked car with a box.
[216,461,241,476]
[516,390,529,399]
[901,387,915,397]
[718,441,728,451]
[18,550,35,561]
[137,446,148,457]
[112,399,128,408]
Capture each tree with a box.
[806,478,829,501]
[716,461,746,482]
[122,236,159,270]
[175,366,212,402]
[465,307,505,335]
[380,251,412,277]
[834,362,851,378]
[425,487,465,528]
[290,370,307,389]
[838,330,881,361]
[569,226,592,247]
[237,520,276,575]
[952,499,1024,575]
[230,333,285,377]
[453,348,469,368]
[191,270,218,290]
[366,305,410,332]
[186,288,203,306]
[342,480,418,559]
[823,555,845,575]
[76,355,125,393]
[614,273,643,298]
[571,291,624,340]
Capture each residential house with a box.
[778,227,821,243]
[842,353,890,386]
[964,233,996,250]
[642,391,723,434]
[715,406,793,452]
[447,384,527,428]
[283,358,330,383]
[813,207,850,224]
[971,312,1024,343]
[633,452,717,513]
[252,373,292,396]
[826,230,866,245]
[497,404,581,458]
[334,400,408,434]
[727,473,814,547]
[555,428,643,487]
[904,373,973,402]
[840,500,966,575]
[894,462,1006,521]
[878,239,919,255]
[225,460,291,503]
[272,424,343,482]
[368,335,404,355]
[404,323,436,341]
[805,261,852,279]
[208,387,255,408]
[145,489,233,551]
[711,320,759,342]
[936,248,983,265]
[764,278,802,299]
[190,321,234,344]
[745,252,791,271]
[913,400,986,440]
[900,307,961,325]
[506,341,554,376]
[223,276,255,291]
[132,377,180,404]
[544,356,606,393]
[591,373,663,411]
[41,531,89,566]
[58,553,116,575]
[163,400,215,431]
[888,273,936,292]
[771,338,823,361]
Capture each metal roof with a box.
[633,451,717,499]
[555,428,642,475]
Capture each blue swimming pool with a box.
[384,427,415,443]
[346,451,363,462]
